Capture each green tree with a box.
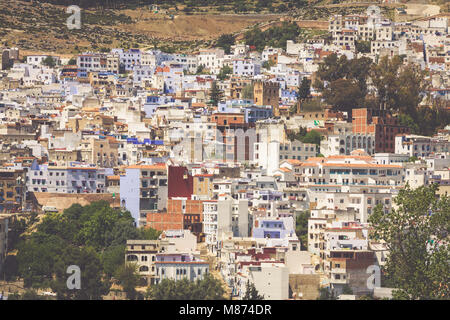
[244,22,301,52]
[262,60,274,70]
[138,227,161,240]
[7,217,27,251]
[301,130,322,147]
[115,263,140,300]
[2,255,19,281]
[348,57,373,96]
[369,184,450,300]
[242,281,264,300]
[408,156,418,163]
[67,58,77,65]
[209,81,223,106]
[51,246,109,300]
[322,79,364,118]
[342,284,353,295]
[14,201,145,296]
[297,77,311,101]
[190,274,226,300]
[318,287,336,300]
[42,56,56,68]
[216,34,235,54]
[370,55,425,116]
[398,113,420,134]
[196,64,206,74]
[17,233,66,288]
[355,40,371,54]
[149,274,225,300]
[101,244,126,279]
[315,54,372,118]
[316,53,350,84]
[217,65,233,81]
[242,83,254,100]
[295,211,310,250]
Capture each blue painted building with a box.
[252,217,295,239]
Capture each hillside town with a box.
[0,7,449,301]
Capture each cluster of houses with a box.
[0,10,448,300]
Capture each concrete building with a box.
[125,229,197,284]
[154,252,209,283]
[254,81,280,116]
[240,262,289,300]
[395,134,433,158]
[27,163,107,194]
[321,133,375,156]
[120,163,168,226]
[352,108,410,153]
[233,58,261,77]
[0,168,27,213]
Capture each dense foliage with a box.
[369,184,450,300]
[34,0,308,12]
[315,53,449,136]
[242,281,264,300]
[295,211,309,250]
[287,127,322,147]
[8,201,160,299]
[297,77,311,101]
[216,34,235,55]
[217,65,233,81]
[209,81,224,106]
[244,22,302,52]
[315,53,372,118]
[147,274,226,300]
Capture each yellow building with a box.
[0,168,26,213]
[254,80,280,116]
[193,174,214,199]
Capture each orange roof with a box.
[107,175,120,181]
[127,163,166,170]
[155,66,170,73]
[279,168,292,172]
[285,159,302,165]
[82,107,100,112]
[328,155,372,160]
[322,163,402,169]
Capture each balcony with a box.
[330,277,349,284]
[330,268,346,274]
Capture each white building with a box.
[395,135,433,158]
[239,262,289,300]
[320,134,375,156]
[233,58,261,77]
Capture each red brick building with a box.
[352,108,410,153]
[146,199,204,240]
[209,113,245,126]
